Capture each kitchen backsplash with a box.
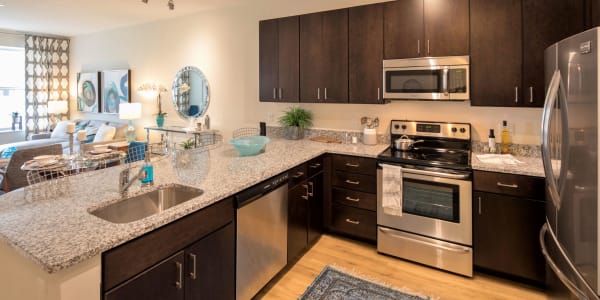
[471,141,541,157]
[268,126,541,157]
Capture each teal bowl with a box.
[229,136,270,156]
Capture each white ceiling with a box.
[0,0,246,37]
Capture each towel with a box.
[382,164,403,216]
[476,154,525,165]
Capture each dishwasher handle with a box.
[235,172,289,208]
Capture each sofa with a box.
[0,120,129,156]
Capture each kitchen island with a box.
[0,138,387,300]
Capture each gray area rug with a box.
[300,265,429,300]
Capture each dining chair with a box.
[0,144,63,192]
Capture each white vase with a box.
[363,128,377,145]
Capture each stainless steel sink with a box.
[90,184,203,223]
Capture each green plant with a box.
[278,107,313,129]
[180,138,195,150]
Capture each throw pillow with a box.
[50,121,71,139]
[93,124,116,143]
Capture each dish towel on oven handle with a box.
[382,164,403,216]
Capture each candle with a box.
[77,130,87,142]
[66,122,76,134]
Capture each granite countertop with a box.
[471,152,545,177]
[0,138,388,274]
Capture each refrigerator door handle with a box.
[540,223,591,300]
[541,70,562,209]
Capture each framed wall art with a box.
[77,72,101,112]
[101,69,131,114]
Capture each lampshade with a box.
[119,103,142,120]
[47,100,68,114]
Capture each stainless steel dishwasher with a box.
[235,172,288,300]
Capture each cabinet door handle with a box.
[345,179,360,185]
[417,39,420,55]
[497,182,519,189]
[345,218,360,225]
[345,162,360,168]
[302,195,309,200]
[273,88,276,100]
[478,196,482,215]
[317,88,320,100]
[324,88,328,100]
[377,88,380,101]
[529,86,533,103]
[514,86,519,103]
[292,171,304,179]
[309,163,321,169]
[345,196,360,202]
[189,253,197,280]
[308,181,314,196]
[175,261,183,289]
[427,39,430,56]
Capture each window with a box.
[0,46,25,131]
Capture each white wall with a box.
[70,0,542,144]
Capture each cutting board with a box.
[310,136,341,143]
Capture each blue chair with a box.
[125,142,147,163]
[188,105,199,117]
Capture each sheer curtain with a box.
[24,35,69,137]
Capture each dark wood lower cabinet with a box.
[288,183,309,262]
[473,191,546,284]
[288,160,324,263]
[185,223,235,300]
[331,204,376,242]
[105,251,185,300]
[102,199,235,300]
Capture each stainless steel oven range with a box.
[377,120,473,277]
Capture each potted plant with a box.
[278,107,313,140]
[180,138,195,150]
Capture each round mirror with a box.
[171,66,210,120]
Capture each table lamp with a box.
[119,103,142,142]
[47,100,69,129]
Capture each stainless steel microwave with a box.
[383,56,469,101]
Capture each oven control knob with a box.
[401,125,407,130]
[459,128,466,133]
[451,127,457,133]
[394,124,400,130]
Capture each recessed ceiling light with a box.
[0,4,5,7]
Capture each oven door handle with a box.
[378,163,470,180]
[379,227,470,253]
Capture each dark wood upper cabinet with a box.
[259,19,278,102]
[588,0,600,28]
[384,0,424,59]
[259,16,299,102]
[470,0,522,107]
[423,0,469,57]
[471,0,585,107]
[300,10,348,103]
[384,0,468,59]
[522,0,584,107]
[278,17,300,102]
[349,3,384,104]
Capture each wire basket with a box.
[25,156,101,200]
[232,127,259,138]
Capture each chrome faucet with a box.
[119,167,147,194]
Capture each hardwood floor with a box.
[259,234,548,299]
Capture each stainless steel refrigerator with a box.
[541,27,600,299]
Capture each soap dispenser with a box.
[140,149,154,186]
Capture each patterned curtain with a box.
[24,35,69,136]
